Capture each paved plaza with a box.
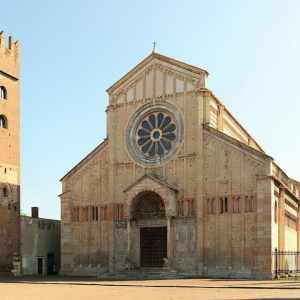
[0,277,300,299]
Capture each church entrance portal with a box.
[140,227,167,268]
[130,191,168,268]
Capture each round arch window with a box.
[0,86,7,100]
[137,111,177,158]
[0,115,7,129]
[126,101,183,166]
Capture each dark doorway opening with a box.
[140,227,167,268]
[37,257,44,275]
[47,253,55,275]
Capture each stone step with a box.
[97,269,192,280]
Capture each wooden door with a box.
[140,227,167,268]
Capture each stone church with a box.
[60,50,300,279]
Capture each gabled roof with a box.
[123,173,179,193]
[106,52,209,94]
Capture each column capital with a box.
[279,187,286,196]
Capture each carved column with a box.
[278,187,286,252]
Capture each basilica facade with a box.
[60,52,300,279]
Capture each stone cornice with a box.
[256,174,300,204]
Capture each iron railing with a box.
[273,248,300,278]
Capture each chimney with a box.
[31,207,39,218]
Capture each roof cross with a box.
[152,41,156,53]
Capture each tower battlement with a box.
[0,31,19,58]
[0,31,19,79]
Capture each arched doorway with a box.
[130,191,167,268]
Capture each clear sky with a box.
[2,0,300,220]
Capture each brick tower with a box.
[0,31,20,273]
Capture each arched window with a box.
[73,208,77,222]
[2,187,7,198]
[0,86,7,99]
[178,200,184,216]
[85,207,89,221]
[0,115,7,129]
[233,197,240,213]
[95,206,98,221]
[246,196,254,213]
[250,196,254,212]
[82,207,85,221]
[220,197,228,214]
[220,198,224,214]
[211,198,215,214]
[92,207,95,221]
[77,208,80,221]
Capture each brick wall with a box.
[0,31,20,274]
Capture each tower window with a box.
[0,115,7,129]
[0,86,7,100]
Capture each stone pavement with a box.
[1,276,300,299]
[0,276,300,300]
[1,275,300,289]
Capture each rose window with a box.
[137,112,177,158]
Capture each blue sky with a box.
[2,0,300,219]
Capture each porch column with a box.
[167,217,171,261]
[127,220,131,260]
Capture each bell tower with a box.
[0,31,20,273]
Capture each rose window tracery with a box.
[137,112,177,158]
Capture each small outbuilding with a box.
[21,207,61,275]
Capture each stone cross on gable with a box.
[152,41,156,53]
